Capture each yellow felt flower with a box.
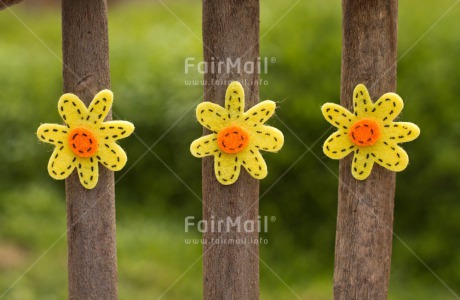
[321,84,420,180]
[37,90,134,189]
[190,81,284,185]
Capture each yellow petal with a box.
[250,125,284,152]
[57,93,88,127]
[352,84,373,118]
[215,152,241,185]
[241,148,267,180]
[371,92,404,123]
[224,81,245,120]
[37,124,69,146]
[382,122,420,143]
[351,149,375,180]
[96,142,127,171]
[98,120,135,141]
[373,142,408,172]
[190,134,219,157]
[323,131,355,159]
[196,102,228,132]
[243,100,276,127]
[87,90,113,125]
[321,103,354,130]
[76,157,99,189]
[48,145,76,180]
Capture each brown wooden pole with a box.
[202,1,260,299]
[62,1,117,299]
[334,0,398,299]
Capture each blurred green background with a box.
[0,0,459,299]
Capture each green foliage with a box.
[0,1,459,298]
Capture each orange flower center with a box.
[348,118,380,146]
[217,125,250,154]
[68,127,98,157]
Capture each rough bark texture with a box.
[0,0,23,10]
[62,1,117,299]
[202,1,260,299]
[334,1,398,299]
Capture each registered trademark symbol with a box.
[270,216,276,222]
[270,57,276,63]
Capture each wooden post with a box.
[0,0,23,10]
[202,1,260,299]
[62,1,117,299]
[334,0,398,299]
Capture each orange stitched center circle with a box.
[217,125,249,154]
[68,127,98,157]
[349,118,380,146]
